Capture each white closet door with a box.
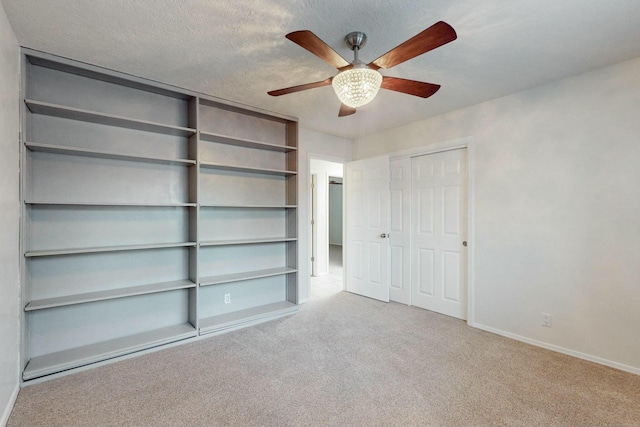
[411,149,468,319]
[345,156,390,302]
[389,158,411,305]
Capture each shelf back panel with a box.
[29,152,190,204]
[199,141,285,171]
[27,248,190,301]
[29,114,190,160]
[199,104,286,146]
[199,208,288,242]
[28,64,190,128]
[198,276,287,319]
[27,205,190,252]
[199,168,286,206]
[198,243,287,278]
[29,290,190,357]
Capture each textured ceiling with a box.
[3,0,640,139]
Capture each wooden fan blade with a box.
[380,76,441,98]
[369,21,457,70]
[286,30,351,69]
[339,104,356,117]
[268,78,332,96]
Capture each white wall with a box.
[298,128,352,302]
[310,159,343,276]
[354,57,640,373]
[0,2,20,424]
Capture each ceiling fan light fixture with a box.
[331,65,382,108]
[271,23,457,116]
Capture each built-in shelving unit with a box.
[20,49,298,381]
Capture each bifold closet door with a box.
[411,149,468,319]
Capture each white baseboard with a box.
[469,321,640,376]
[1,384,19,427]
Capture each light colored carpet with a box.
[8,291,640,426]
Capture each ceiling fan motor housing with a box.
[345,31,367,51]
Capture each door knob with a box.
[462,241,467,247]
[380,233,388,238]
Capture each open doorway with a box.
[310,159,344,299]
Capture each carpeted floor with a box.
[8,290,640,426]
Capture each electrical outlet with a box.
[542,313,552,327]
[224,293,231,304]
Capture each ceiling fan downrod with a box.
[344,31,367,64]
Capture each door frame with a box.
[389,136,476,324]
[307,153,347,298]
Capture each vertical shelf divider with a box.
[286,121,299,304]
[188,97,200,330]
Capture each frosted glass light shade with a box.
[332,67,382,108]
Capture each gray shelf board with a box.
[25,200,196,208]
[25,99,196,137]
[23,323,197,380]
[25,279,197,311]
[199,301,297,334]
[25,242,197,257]
[25,142,196,166]
[200,267,297,287]
[200,237,297,247]
[199,204,296,209]
[199,131,296,152]
[198,97,296,123]
[199,161,297,176]
[27,54,192,101]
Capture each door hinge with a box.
[311,257,315,262]
[311,219,314,225]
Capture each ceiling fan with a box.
[268,21,457,117]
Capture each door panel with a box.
[442,251,461,301]
[419,248,435,296]
[345,156,390,302]
[411,149,467,319]
[419,188,434,233]
[369,242,382,284]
